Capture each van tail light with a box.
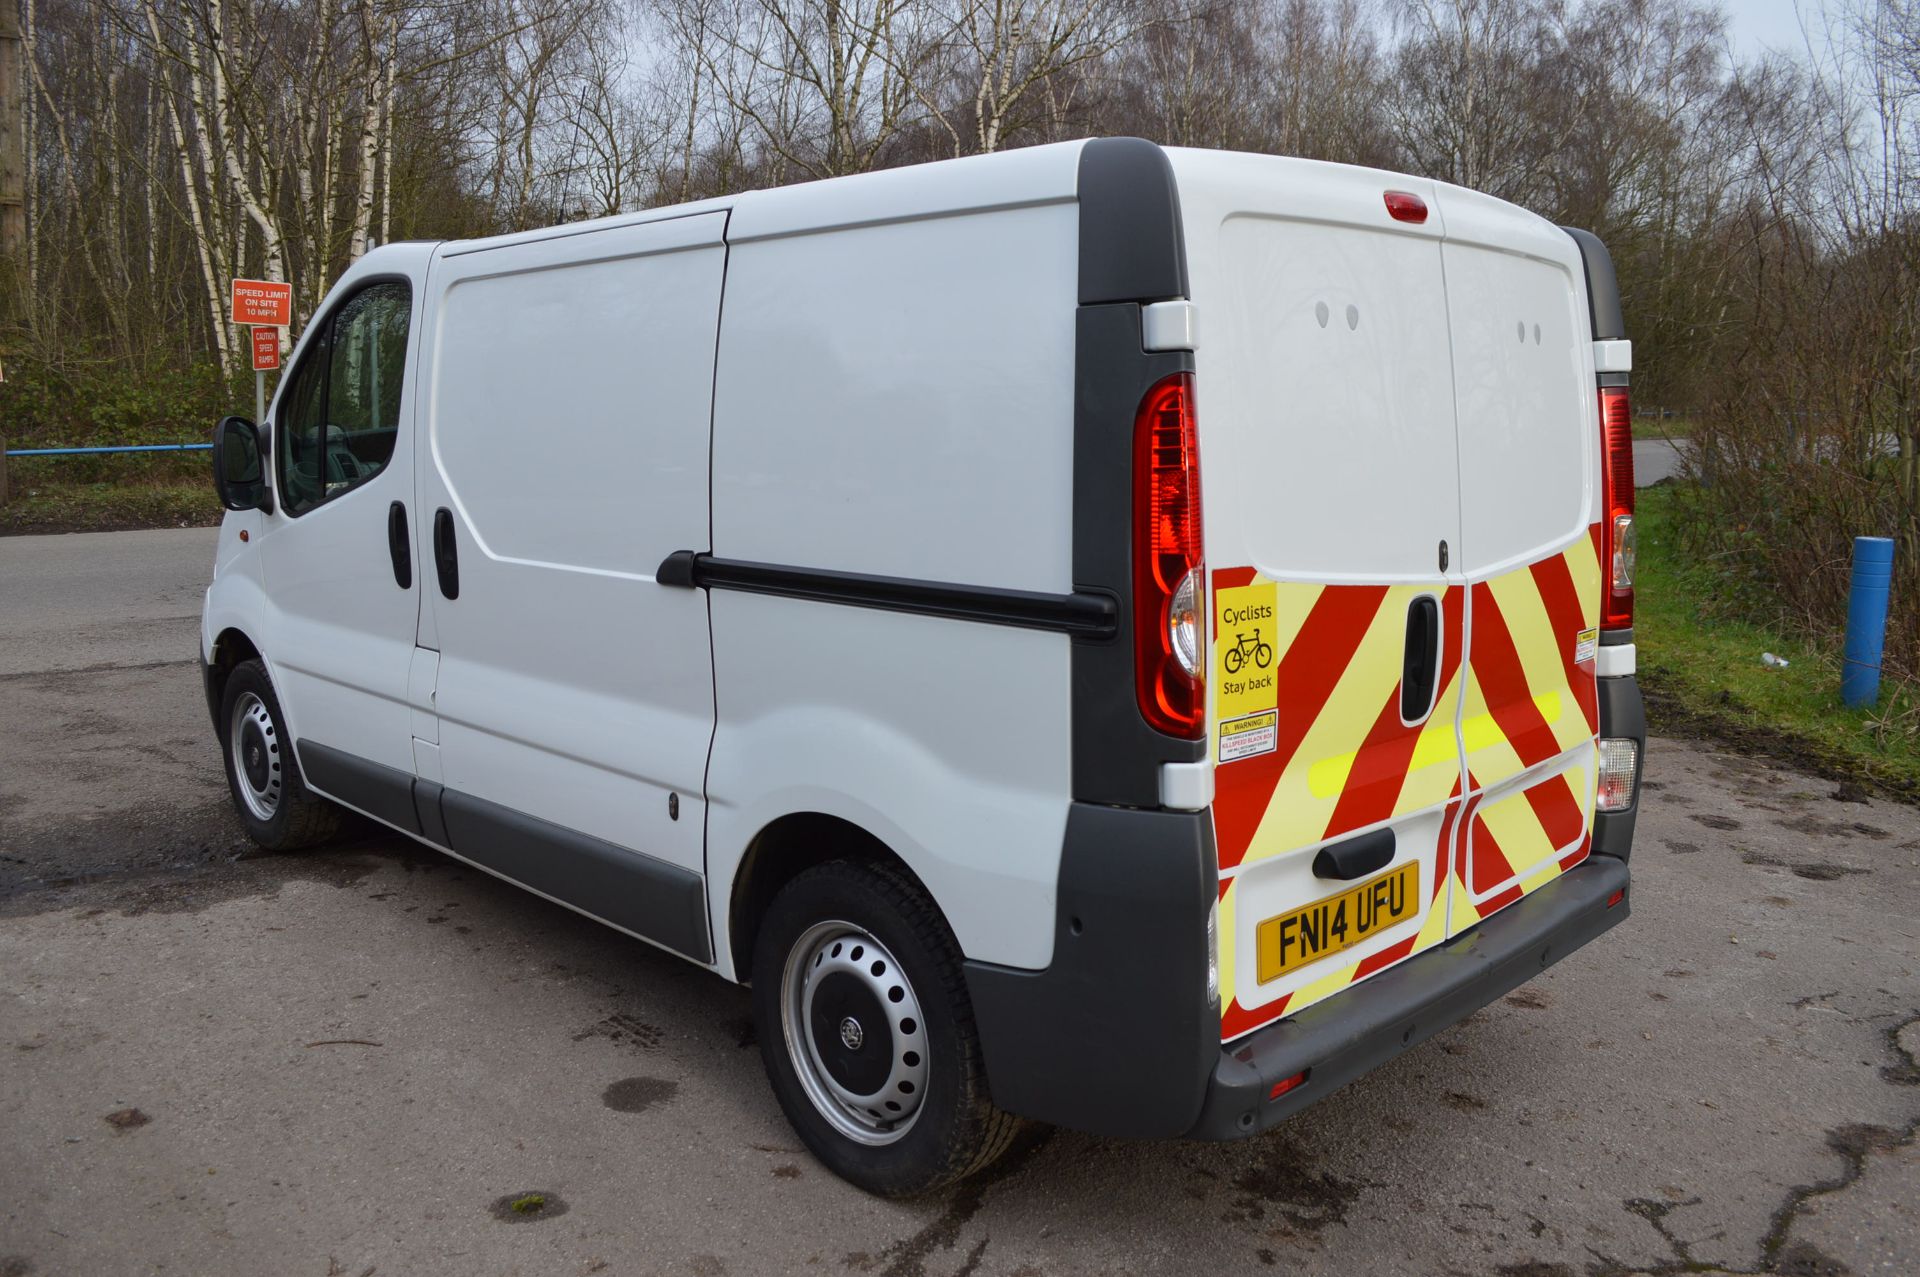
[1134,372,1206,739]
[1597,386,1635,630]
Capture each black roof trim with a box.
[1078,139,1189,305]
[1562,227,1625,341]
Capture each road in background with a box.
[3,528,1916,1277]
[1635,437,1687,486]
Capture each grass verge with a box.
[1637,482,1919,800]
[0,480,221,536]
[1632,415,1694,440]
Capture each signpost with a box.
[231,279,293,425]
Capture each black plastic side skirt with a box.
[298,741,423,837]
[295,741,712,964]
[963,803,1219,1138]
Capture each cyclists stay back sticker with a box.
[1216,580,1278,764]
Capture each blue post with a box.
[1841,536,1896,708]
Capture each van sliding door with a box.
[407,212,727,946]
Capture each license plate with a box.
[1255,861,1419,984]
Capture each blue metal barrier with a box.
[8,443,212,456]
[1842,536,1896,708]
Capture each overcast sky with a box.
[1721,0,1829,60]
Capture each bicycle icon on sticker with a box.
[1223,628,1274,675]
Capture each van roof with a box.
[432,140,1093,260]
[393,140,1563,270]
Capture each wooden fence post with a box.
[0,435,9,506]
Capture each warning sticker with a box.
[1574,626,1599,666]
[1215,578,1279,764]
[1220,709,1278,763]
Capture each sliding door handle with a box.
[433,507,459,600]
[387,501,412,589]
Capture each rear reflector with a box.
[1598,387,1635,629]
[1384,191,1428,224]
[1269,1071,1309,1101]
[1133,373,1206,739]
[1597,737,1638,811]
[1607,888,1627,909]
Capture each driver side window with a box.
[276,280,412,517]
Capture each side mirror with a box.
[211,415,272,513]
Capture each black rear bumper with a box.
[965,817,1633,1142]
[964,674,1644,1141]
[1187,854,1629,1139]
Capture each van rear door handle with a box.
[432,508,459,600]
[1313,828,1396,880]
[387,501,412,589]
[1401,595,1441,722]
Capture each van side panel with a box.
[705,203,1080,973]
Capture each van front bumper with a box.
[1187,854,1630,1140]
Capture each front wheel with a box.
[219,659,343,851]
[751,860,1024,1197]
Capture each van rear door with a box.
[1433,188,1604,937]
[1168,152,1472,1041]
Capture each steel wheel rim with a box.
[228,692,284,822]
[780,920,930,1146]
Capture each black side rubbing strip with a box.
[387,501,412,589]
[297,741,422,836]
[1562,227,1624,341]
[654,552,1117,639]
[1077,138,1189,306]
[1401,595,1440,722]
[1312,828,1396,881]
[440,787,713,964]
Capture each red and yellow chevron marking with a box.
[1451,529,1603,934]
[1211,528,1605,1041]
[1457,533,1602,796]
[1209,570,1464,875]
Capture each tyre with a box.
[1225,646,1244,675]
[751,859,1024,1197]
[218,659,343,851]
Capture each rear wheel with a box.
[752,860,1023,1197]
[219,659,343,851]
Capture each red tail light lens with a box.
[1134,373,1206,739]
[1598,386,1635,630]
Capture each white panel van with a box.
[203,139,1646,1197]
